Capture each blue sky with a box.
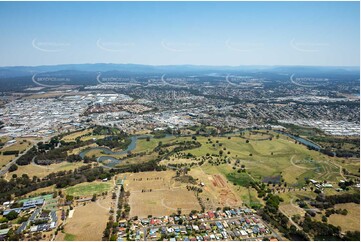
[0,1,359,66]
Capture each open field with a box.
[115,153,158,167]
[0,138,33,167]
[0,155,15,168]
[160,157,198,166]
[61,129,94,142]
[1,138,32,153]
[128,189,200,218]
[279,203,306,218]
[57,195,112,241]
[173,131,355,187]
[278,190,317,204]
[65,181,112,197]
[10,162,86,179]
[133,136,177,153]
[80,135,106,141]
[125,171,201,217]
[240,131,274,140]
[133,129,152,135]
[67,143,98,155]
[327,203,360,232]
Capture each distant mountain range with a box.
[0,63,359,78]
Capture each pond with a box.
[78,134,173,168]
[275,130,321,150]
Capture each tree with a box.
[5,210,18,220]
[9,164,18,172]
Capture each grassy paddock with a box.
[65,181,112,197]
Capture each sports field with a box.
[65,181,112,197]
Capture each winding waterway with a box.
[79,136,145,167]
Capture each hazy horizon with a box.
[0,62,360,69]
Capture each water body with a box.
[78,134,173,168]
[79,136,143,167]
[274,130,321,150]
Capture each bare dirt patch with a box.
[189,167,242,210]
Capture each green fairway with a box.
[65,181,111,197]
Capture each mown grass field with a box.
[65,181,112,197]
